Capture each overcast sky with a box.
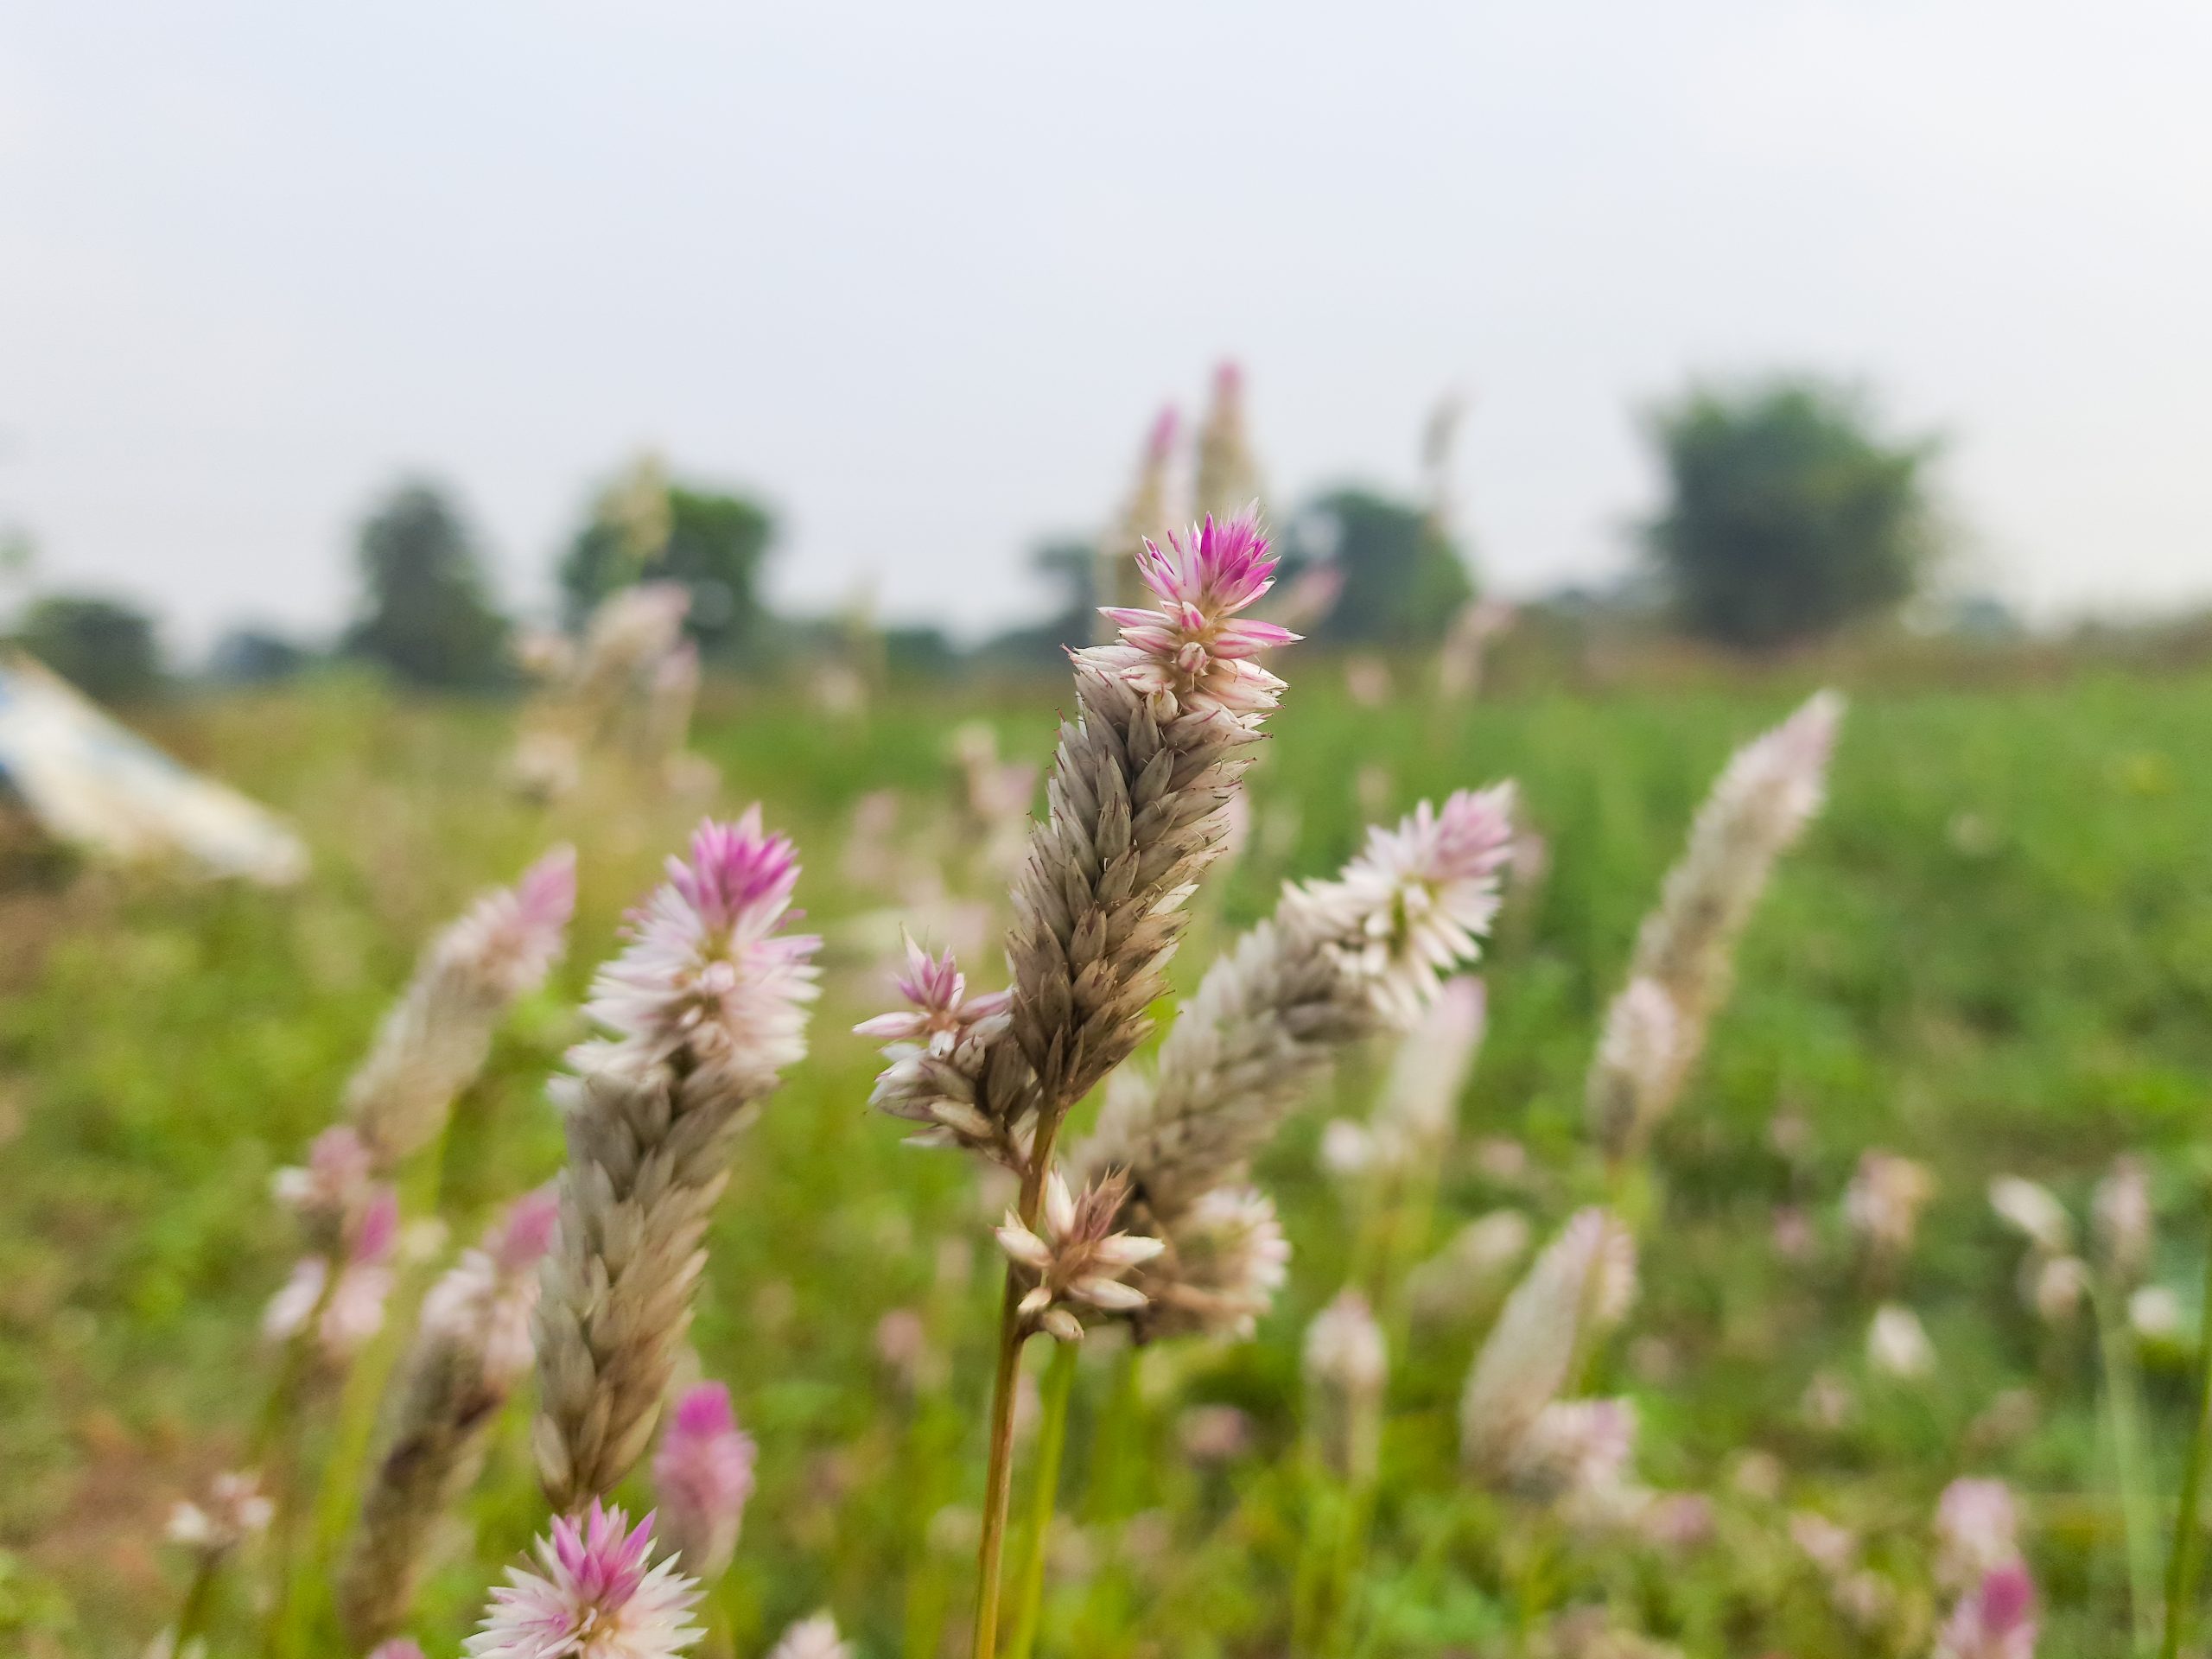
[3,1,2209,650]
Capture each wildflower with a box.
[1789,1511,1858,1576]
[1585,692,1841,1159]
[2093,1155,2152,1286]
[166,1471,272,1561]
[1193,359,1262,524]
[1936,1478,2020,1592]
[536,813,818,1512]
[1584,976,1681,1162]
[1093,404,1181,637]
[652,1383,757,1582]
[765,1613,853,1659]
[1289,787,1516,1026]
[367,1643,426,1659]
[1128,1184,1291,1342]
[346,847,577,1167]
[467,1503,701,1659]
[264,1186,399,1361]
[1461,1210,1637,1481]
[1506,1396,1639,1505]
[1988,1176,2072,1255]
[1639,1492,1714,1552]
[1845,1151,1937,1265]
[1086,788,1513,1232]
[1934,1562,2037,1659]
[1866,1303,1936,1378]
[859,937,1027,1166]
[1303,1289,1388,1480]
[995,1170,1164,1342]
[270,1124,377,1254]
[340,1188,561,1646]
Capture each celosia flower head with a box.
[765,1614,852,1659]
[1096,511,1296,719]
[452,844,579,1002]
[652,1382,757,1582]
[272,1124,378,1247]
[468,1502,701,1659]
[1989,1176,2072,1256]
[855,935,1010,1054]
[494,1184,563,1276]
[1137,1183,1293,1340]
[1300,785,1516,1024]
[1866,1302,1936,1378]
[995,1170,1165,1342]
[584,810,820,1085]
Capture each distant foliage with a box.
[560,466,776,659]
[17,593,164,702]
[1644,378,1937,649]
[346,483,512,689]
[1293,487,1474,646]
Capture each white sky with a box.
[3,1,2209,651]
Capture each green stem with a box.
[2100,1277,2161,1655]
[2160,1223,2212,1659]
[170,1554,223,1655]
[973,1122,1062,1659]
[1006,1341,1079,1659]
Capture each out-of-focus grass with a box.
[2,662,2209,1656]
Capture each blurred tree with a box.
[16,593,164,702]
[560,456,777,658]
[211,626,314,683]
[1643,378,1937,649]
[1290,487,1473,646]
[346,481,511,688]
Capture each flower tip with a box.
[519,843,580,926]
[671,1381,736,1439]
[494,1184,563,1272]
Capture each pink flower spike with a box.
[1147,404,1179,462]
[652,1382,757,1581]
[516,844,579,937]
[470,1501,700,1659]
[1132,512,1281,620]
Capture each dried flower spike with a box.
[535,812,817,1512]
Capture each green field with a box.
[4,662,2211,1657]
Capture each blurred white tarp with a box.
[0,650,308,884]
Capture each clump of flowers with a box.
[1934,1562,2037,1659]
[1845,1150,1937,1279]
[467,1502,701,1659]
[262,1185,398,1362]
[994,1169,1163,1343]
[536,810,819,1511]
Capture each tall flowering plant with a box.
[861,511,1294,1657]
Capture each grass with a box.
[3,658,2211,1656]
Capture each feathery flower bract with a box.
[467,1502,701,1659]
[652,1383,756,1583]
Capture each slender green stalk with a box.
[1006,1341,1079,1659]
[2099,1276,2161,1654]
[974,1123,1061,1659]
[2160,1227,2212,1659]
[169,1555,222,1656]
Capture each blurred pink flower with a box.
[652,1382,756,1583]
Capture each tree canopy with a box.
[560,462,776,658]
[1643,378,1938,649]
[345,481,511,688]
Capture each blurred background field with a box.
[4,653,2211,1656]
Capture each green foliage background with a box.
[2,664,2209,1656]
